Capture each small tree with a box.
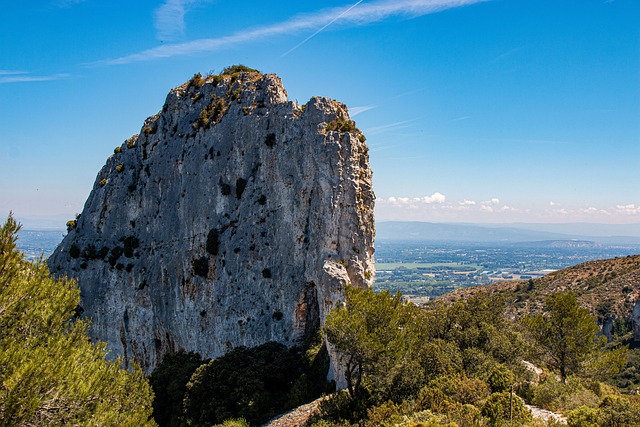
[523,292,599,383]
[324,286,421,402]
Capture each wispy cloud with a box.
[91,0,489,66]
[154,0,207,41]
[54,0,86,7]
[0,72,70,84]
[364,119,415,135]
[349,105,377,117]
[155,0,187,41]
[0,70,28,76]
[491,46,524,62]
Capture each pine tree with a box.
[0,214,156,426]
[523,292,600,383]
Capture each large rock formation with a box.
[48,67,375,378]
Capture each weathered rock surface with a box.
[48,68,375,378]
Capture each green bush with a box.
[183,342,303,426]
[418,339,463,380]
[66,219,77,232]
[415,386,462,415]
[195,95,229,130]
[325,118,356,133]
[214,419,250,427]
[567,406,600,427]
[221,65,260,76]
[430,373,490,406]
[364,400,405,427]
[481,391,532,426]
[187,72,205,89]
[487,364,516,393]
[149,350,205,427]
[599,395,640,427]
[531,376,599,413]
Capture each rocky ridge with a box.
[48,66,375,379]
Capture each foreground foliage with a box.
[149,339,333,426]
[312,285,636,427]
[0,215,155,426]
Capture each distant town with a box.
[374,240,640,304]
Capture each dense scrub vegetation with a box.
[0,215,155,426]
[311,286,640,427]
[149,339,334,426]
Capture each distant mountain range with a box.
[376,221,640,245]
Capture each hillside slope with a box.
[439,254,640,339]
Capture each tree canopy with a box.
[0,214,155,426]
[523,292,600,382]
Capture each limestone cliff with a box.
[48,67,375,378]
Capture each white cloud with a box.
[349,105,377,117]
[364,119,415,135]
[579,207,611,216]
[92,0,489,65]
[616,204,639,215]
[0,70,27,76]
[0,72,70,84]
[383,192,445,206]
[154,0,207,41]
[54,0,85,7]
[481,198,500,206]
[378,195,639,223]
[155,0,187,41]
[417,192,446,204]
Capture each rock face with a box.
[48,67,375,378]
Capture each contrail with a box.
[89,0,489,66]
[281,0,365,57]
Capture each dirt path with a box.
[262,395,567,426]
[525,403,567,424]
[262,397,326,427]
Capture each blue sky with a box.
[1,0,638,228]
